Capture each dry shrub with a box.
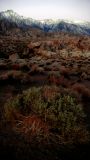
[48,74,69,87]
[60,66,70,76]
[4,106,24,132]
[4,86,89,144]
[11,64,20,70]
[48,74,57,84]
[0,72,9,80]
[36,67,45,73]
[31,64,38,72]
[80,72,87,80]
[58,77,70,87]
[51,66,59,71]
[72,83,90,98]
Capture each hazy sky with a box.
[0,0,90,21]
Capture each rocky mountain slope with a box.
[0,10,90,35]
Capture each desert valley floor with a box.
[0,30,90,160]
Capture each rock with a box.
[28,42,41,49]
[38,50,56,58]
[9,53,19,62]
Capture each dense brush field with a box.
[0,31,90,160]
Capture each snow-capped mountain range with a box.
[0,10,90,35]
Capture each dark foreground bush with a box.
[4,86,89,144]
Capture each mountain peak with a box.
[1,10,20,18]
[6,10,14,13]
[2,9,15,15]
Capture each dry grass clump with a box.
[15,115,49,142]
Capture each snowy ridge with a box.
[0,10,90,35]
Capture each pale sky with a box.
[0,0,90,21]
